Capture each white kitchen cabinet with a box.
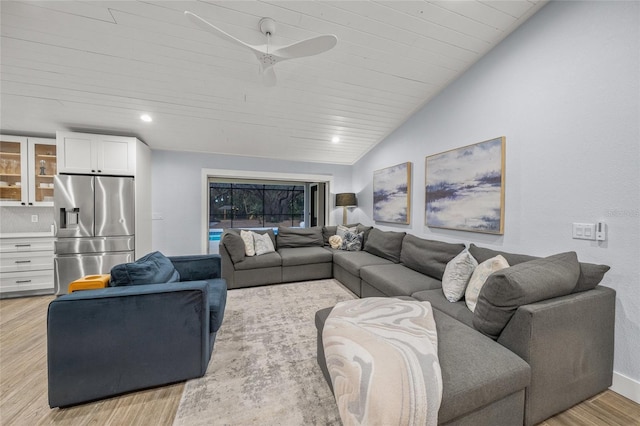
[0,235,54,297]
[0,135,56,207]
[55,131,152,257]
[57,132,136,176]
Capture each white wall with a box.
[352,0,640,395]
[151,150,351,255]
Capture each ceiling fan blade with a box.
[261,65,277,87]
[185,11,263,54]
[273,35,337,59]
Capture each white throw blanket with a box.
[323,298,442,426]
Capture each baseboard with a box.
[610,371,640,404]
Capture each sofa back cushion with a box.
[221,231,247,263]
[468,243,609,293]
[363,228,406,263]
[110,251,180,286]
[400,234,466,280]
[277,226,324,248]
[473,251,581,339]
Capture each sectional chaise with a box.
[219,225,614,425]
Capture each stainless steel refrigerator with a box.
[54,175,135,295]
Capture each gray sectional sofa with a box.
[219,225,615,425]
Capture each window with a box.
[209,182,305,230]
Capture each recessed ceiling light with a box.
[140,114,152,122]
[332,136,340,144]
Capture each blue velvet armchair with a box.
[47,254,227,408]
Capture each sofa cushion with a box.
[278,247,333,267]
[442,248,478,302]
[411,289,474,328]
[322,226,337,246]
[221,231,246,263]
[465,255,510,312]
[109,251,180,286]
[400,234,465,280]
[473,252,581,340]
[360,263,442,297]
[364,228,406,263]
[357,224,373,247]
[277,226,324,248]
[233,251,281,271]
[333,250,393,277]
[468,244,609,293]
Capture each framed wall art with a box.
[373,162,411,224]
[425,137,505,234]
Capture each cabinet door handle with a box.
[97,170,102,173]
[16,280,32,283]
[15,244,31,248]
[15,260,32,264]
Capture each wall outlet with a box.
[31,215,38,223]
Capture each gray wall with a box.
[151,150,351,255]
[351,1,639,387]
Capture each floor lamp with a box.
[335,193,357,225]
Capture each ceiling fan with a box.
[185,11,338,86]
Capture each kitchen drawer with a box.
[1,251,54,273]
[0,269,54,294]
[0,238,54,253]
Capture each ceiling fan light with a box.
[332,136,340,143]
[140,114,152,122]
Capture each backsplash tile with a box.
[0,206,54,233]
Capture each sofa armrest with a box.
[169,254,221,281]
[218,242,237,288]
[47,281,211,408]
[497,286,615,426]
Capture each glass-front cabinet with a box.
[0,135,56,206]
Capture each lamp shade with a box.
[336,193,357,207]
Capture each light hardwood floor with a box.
[1,295,639,426]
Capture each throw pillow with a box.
[328,235,343,249]
[465,255,509,312]
[442,249,478,302]
[240,230,255,256]
[341,231,363,251]
[253,231,275,256]
[109,251,180,286]
[473,252,581,339]
[336,225,357,239]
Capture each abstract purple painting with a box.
[425,137,505,234]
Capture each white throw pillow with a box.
[240,230,255,257]
[328,235,343,249]
[442,249,478,302]
[465,255,509,312]
[253,231,275,256]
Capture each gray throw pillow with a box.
[364,228,406,263]
[221,231,247,263]
[277,226,323,248]
[473,251,581,340]
[109,251,180,286]
[322,226,337,246]
[468,243,609,293]
[400,234,466,280]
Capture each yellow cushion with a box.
[68,274,110,293]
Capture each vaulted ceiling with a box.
[0,1,546,165]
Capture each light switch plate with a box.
[573,223,596,240]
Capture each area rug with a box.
[173,279,356,426]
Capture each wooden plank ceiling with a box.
[0,0,546,165]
